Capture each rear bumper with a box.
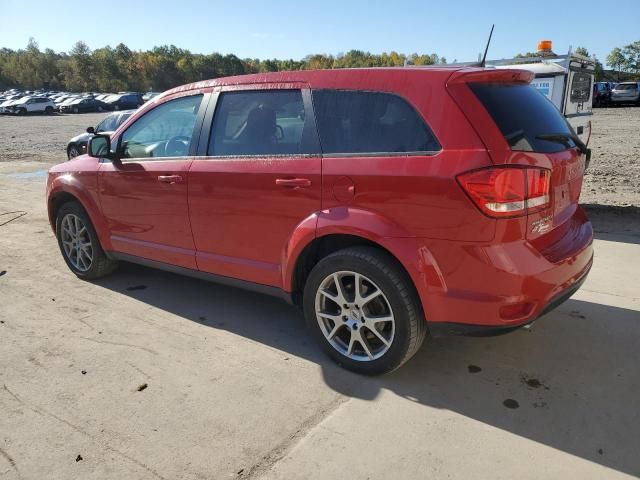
[418,206,593,334]
[428,261,591,337]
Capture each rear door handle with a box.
[275,178,311,188]
[158,175,183,184]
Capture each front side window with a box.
[120,94,202,159]
[312,90,440,155]
[209,90,316,156]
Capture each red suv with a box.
[47,67,593,375]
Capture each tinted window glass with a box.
[209,90,315,156]
[96,114,116,133]
[616,83,638,91]
[471,83,575,153]
[312,90,440,155]
[120,95,202,159]
[570,71,592,102]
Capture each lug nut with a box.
[342,316,348,321]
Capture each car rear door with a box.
[98,92,208,268]
[188,84,321,287]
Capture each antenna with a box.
[479,24,495,67]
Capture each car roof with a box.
[160,66,477,99]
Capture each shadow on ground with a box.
[94,255,640,477]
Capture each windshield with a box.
[471,83,576,153]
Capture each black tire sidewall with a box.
[55,202,105,279]
[303,249,421,375]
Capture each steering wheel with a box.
[164,135,191,157]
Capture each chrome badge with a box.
[531,216,553,234]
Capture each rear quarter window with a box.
[470,83,575,153]
[312,90,440,155]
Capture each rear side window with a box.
[312,90,440,155]
[470,83,575,153]
[209,90,318,156]
[570,72,592,102]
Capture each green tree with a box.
[622,41,640,74]
[607,47,626,81]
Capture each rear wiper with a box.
[535,133,587,155]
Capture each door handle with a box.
[275,178,311,188]
[157,175,183,184]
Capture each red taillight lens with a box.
[457,167,551,218]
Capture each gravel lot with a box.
[0,110,639,479]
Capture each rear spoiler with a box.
[447,68,534,86]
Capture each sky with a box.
[1,0,638,67]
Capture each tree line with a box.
[0,39,445,92]
[2,38,637,92]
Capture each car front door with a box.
[188,86,321,287]
[98,92,207,269]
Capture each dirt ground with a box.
[0,110,639,479]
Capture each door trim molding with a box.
[105,251,294,304]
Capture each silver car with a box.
[610,82,640,105]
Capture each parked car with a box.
[60,97,109,114]
[104,93,144,110]
[0,95,23,113]
[593,82,612,107]
[47,68,593,374]
[66,110,135,159]
[7,96,55,115]
[610,82,640,105]
[143,91,161,102]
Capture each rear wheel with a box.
[55,202,117,279]
[303,247,426,375]
[17,108,26,116]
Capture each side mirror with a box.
[88,134,112,159]
[86,126,95,134]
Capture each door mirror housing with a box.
[86,126,95,134]
[88,134,113,160]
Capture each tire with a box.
[114,105,120,111]
[67,145,81,159]
[97,106,103,112]
[72,107,79,114]
[303,246,426,375]
[17,108,26,116]
[45,106,53,115]
[55,201,118,280]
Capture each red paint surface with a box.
[47,67,593,328]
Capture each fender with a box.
[47,171,113,251]
[281,206,447,315]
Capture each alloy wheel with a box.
[315,271,395,361]
[60,213,93,272]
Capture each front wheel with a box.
[17,108,26,116]
[56,202,118,279]
[303,247,426,375]
[45,106,53,115]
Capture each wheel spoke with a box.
[327,323,343,340]
[332,273,348,305]
[365,325,391,347]
[358,332,374,359]
[365,314,393,325]
[317,311,342,324]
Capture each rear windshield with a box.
[570,71,592,102]
[470,83,575,153]
[616,83,638,91]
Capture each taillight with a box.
[457,167,551,218]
